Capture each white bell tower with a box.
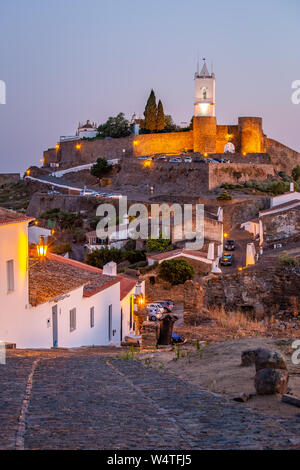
[194,59,216,117]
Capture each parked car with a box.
[137,156,151,160]
[220,253,234,266]
[154,300,174,312]
[169,158,182,163]
[148,308,163,321]
[184,157,192,163]
[224,239,235,251]
[146,303,165,314]
[194,157,203,162]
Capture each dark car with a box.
[220,253,233,266]
[155,300,174,312]
[224,239,235,251]
[194,157,203,162]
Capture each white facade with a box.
[77,120,98,139]
[28,225,51,244]
[0,221,31,346]
[270,191,300,208]
[0,214,140,349]
[23,283,121,349]
[194,61,216,117]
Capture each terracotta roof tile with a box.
[0,208,34,226]
[29,254,120,306]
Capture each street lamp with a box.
[36,236,48,259]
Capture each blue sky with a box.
[0,0,299,172]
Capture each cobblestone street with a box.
[0,350,299,450]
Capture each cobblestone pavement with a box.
[1,350,300,450]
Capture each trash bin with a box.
[158,314,178,345]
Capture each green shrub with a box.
[217,190,232,201]
[146,235,172,252]
[49,242,72,256]
[85,247,145,269]
[159,259,194,285]
[278,252,299,267]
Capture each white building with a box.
[76,120,98,139]
[130,113,141,136]
[194,59,216,117]
[0,208,143,349]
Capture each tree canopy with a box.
[159,259,194,285]
[156,100,166,131]
[90,157,111,179]
[146,235,172,253]
[97,113,130,138]
[140,90,169,133]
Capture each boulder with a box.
[241,349,257,367]
[233,392,250,402]
[254,348,287,372]
[255,368,289,395]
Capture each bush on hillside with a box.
[159,259,194,285]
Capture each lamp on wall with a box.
[36,236,48,259]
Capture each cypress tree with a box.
[143,89,157,132]
[156,99,166,131]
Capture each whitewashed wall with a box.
[0,222,30,346]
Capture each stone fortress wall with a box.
[43,115,300,175]
[114,158,274,193]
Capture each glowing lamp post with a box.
[36,236,48,259]
[137,295,145,309]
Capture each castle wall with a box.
[115,158,210,195]
[132,131,193,157]
[43,118,300,175]
[208,162,274,190]
[193,116,216,153]
[238,117,265,154]
[44,136,134,168]
[266,138,300,173]
[216,125,239,153]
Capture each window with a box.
[202,87,207,99]
[108,304,112,341]
[90,307,95,328]
[6,260,14,292]
[70,308,76,332]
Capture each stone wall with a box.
[133,131,193,156]
[208,163,274,190]
[262,208,300,243]
[0,173,20,186]
[266,138,300,173]
[26,192,120,218]
[43,122,300,176]
[115,158,210,195]
[216,125,239,153]
[193,116,216,153]
[238,117,266,154]
[44,136,134,168]
[202,267,300,318]
[221,197,269,232]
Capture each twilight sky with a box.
[0,0,299,173]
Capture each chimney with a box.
[102,261,117,276]
[207,242,215,260]
[290,182,295,192]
